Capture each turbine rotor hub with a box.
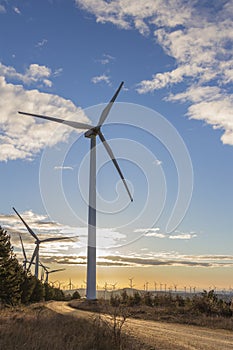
[84,126,100,138]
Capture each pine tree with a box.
[20,274,37,304]
[30,278,45,302]
[0,226,24,305]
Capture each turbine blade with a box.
[18,233,27,260]
[97,81,124,127]
[50,269,65,273]
[39,261,49,271]
[98,131,133,202]
[27,245,39,272]
[40,236,78,243]
[18,111,92,130]
[13,207,38,241]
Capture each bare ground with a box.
[47,301,233,350]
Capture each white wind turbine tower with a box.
[13,207,77,279]
[18,81,133,300]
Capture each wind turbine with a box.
[129,277,135,289]
[18,233,27,271]
[111,282,117,290]
[67,278,75,290]
[18,232,44,272]
[40,263,65,283]
[18,81,133,300]
[13,207,77,279]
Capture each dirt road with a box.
[47,301,233,350]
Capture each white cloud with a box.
[13,7,21,14]
[134,227,197,240]
[134,227,160,233]
[76,0,233,146]
[169,231,197,240]
[91,74,111,85]
[0,62,52,87]
[0,73,89,161]
[54,166,74,171]
[146,232,166,238]
[97,53,115,65]
[134,227,166,238]
[153,159,162,166]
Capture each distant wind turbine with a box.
[111,282,117,290]
[40,262,65,283]
[129,277,135,289]
[18,81,133,300]
[67,278,75,290]
[13,207,78,279]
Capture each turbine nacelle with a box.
[84,126,100,138]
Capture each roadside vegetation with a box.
[70,289,233,331]
[0,304,145,350]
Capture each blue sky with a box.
[0,0,232,290]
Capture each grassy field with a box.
[0,304,147,350]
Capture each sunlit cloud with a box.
[1,210,231,268]
[76,0,233,145]
[0,62,52,86]
[0,63,89,161]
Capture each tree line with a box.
[0,226,66,306]
[110,289,233,318]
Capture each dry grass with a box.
[69,299,233,331]
[0,304,146,350]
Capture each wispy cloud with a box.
[40,252,233,268]
[13,7,21,14]
[53,68,63,77]
[0,5,6,13]
[1,210,231,268]
[76,0,233,145]
[91,74,111,85]
[54,166,74,171]
[135,228,197,240]
[153,159,162,166]
[97,54,115,65]
[169,232,197,240]
[36,39,48,48]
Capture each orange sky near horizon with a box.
[50,265,233,292]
